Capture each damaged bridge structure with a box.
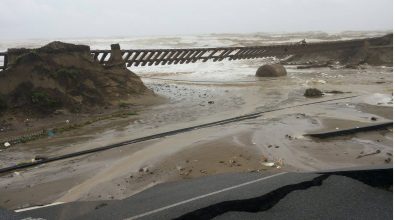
[0,34,392,70]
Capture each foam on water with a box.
[0,31,389,77]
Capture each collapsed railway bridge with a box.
[0,34,392,71]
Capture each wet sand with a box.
[0,63,392,210]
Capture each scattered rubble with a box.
[199,169,207,174]
[356,149,381,159]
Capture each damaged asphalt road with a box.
[13,166,392,220]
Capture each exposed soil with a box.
[0,41,163,142]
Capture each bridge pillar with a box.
[107,44,126,67]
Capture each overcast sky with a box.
[0,0,392,39]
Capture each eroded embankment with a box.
[0,42,162,144]
[283,34,393,66]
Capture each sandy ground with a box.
[0,64,392,210]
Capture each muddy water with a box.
[0,62,392,167]
[0,33,392,209]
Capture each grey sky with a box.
[0,0,392,39]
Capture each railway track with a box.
[0,95,358,174]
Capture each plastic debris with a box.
[47,130,55,137]
[4,142,10,147]
[176,166,184,171]
[66,120,70,124]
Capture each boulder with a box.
[256,64,287,77]
[304,88,323,98]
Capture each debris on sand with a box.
[139,167,150,173]
[3,142,11,148]
[324,90,350,94]
[200,169,207,174]
[262,158,284,168]
[356,149,381,159]
[176,166,185,172]
[304,88,324,98]
[297,63,330,69]
[34,155,48,161]
[228,159,237,167]
[47,130,55,137]
[285,134,295,140]
[262,162,275,167]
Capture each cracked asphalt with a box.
[7,166,392,220]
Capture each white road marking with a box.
[14,202,64,212]
[126,172,287,219]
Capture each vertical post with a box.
[166,50,183,65]
[148,50,163,66]
[191,50,207,63]
[156,50,170,65]
[202,49,218,62]
[134,51,149,66]
[99,52,109,63]
[3,53,7,70]
[141,51,156,66]
[127,51,141,67]
[180,50,196,64]
[229,48,245,60]
[93,52,100,61]
[174,50,189,64]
